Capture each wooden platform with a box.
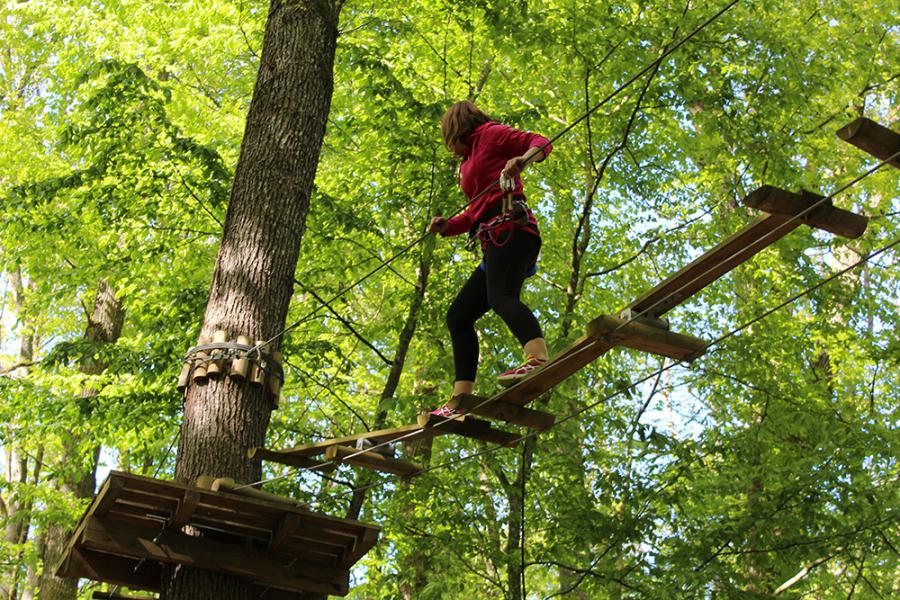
[837,117,900,169]
[57,472,379,598]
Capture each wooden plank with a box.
[79,515,350,597]
[743,185,868,239]
[269,512,303,553]
[837,117,900,169]
[64,547,161,591]
[324,445,423,477]
[621,212,798,319]
[91,593,157,600]
[416,413,520,447]
[447,394,556,430]
[247,447,337,472]
[586,314,708,362]
[166,490,201,531]
[92,476,127,518]
[340,527,380,569]
[490,336,617,407]
[257,423,428,459]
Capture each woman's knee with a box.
[447,300,476,334]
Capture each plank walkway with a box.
[254,178,870,477]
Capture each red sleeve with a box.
[442,211,473,237]
[487,123,553,160]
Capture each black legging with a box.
[446,230,543,381]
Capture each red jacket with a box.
[443,122,552,238]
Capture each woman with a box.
[429,100,552,416]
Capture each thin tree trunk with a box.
[39,280,124,600]
[162,2,342,598]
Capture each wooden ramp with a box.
[254,183,868,476]
[57,471,379,599]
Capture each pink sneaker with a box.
[429,404,460,418]
[497,355,547,387]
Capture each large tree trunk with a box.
[162,2,342,598]
[39,279,125,600]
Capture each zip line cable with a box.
[242,0,742,360]
[235,148,899,492]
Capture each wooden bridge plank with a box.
[586,314,708,362]
[324,445,423,477]
[416,413,520,447]
[447,394,556,430]
[621,212,798,319]
[837,117,900,169]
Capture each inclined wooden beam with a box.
[324,444,422,477]
[743,186,868,239]
[166,489,201,531]
[447,394,556,430]
[837,117,900,169]
[416,413,520,447]
[256,423,426,459]
[586,314,708,362]
[621,211,800,319]
[490,336,617,407]
[269,512,304,553]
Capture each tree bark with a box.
[162,1,342,598]
[38,279,125,600]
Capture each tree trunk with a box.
[39,280,124,600]
[162,1,342,598]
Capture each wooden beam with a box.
[256,423,427,459]
[79,515,350,597]
[166,489,200,531]
[416,413,520,447]
[837,117,900,169]
[621,211,799,319]
[586,314,708,362]
[324,445,423,477]
[247,447,337,472]
[447,394,556,430]
[743,186,868,239]
[489,336,617,407]
[269,512,303,553]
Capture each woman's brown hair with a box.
[440,100,492,150]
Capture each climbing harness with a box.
[467,193,538,251]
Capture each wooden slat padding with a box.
[447,394,556,430]
[78,516,349,597]
[837,117,900,169]
[621,212,798,319]
[586,314,708,362]
[416,413,520,447]
[743,186,868,239]
[258,423,427,459]
[490,337,617,407]
[324,445,423,477]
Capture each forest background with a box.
[1,0,898,598]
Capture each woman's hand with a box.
[502,156,527,179]
[429,215,449,234]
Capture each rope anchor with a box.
[177,331,284,407]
